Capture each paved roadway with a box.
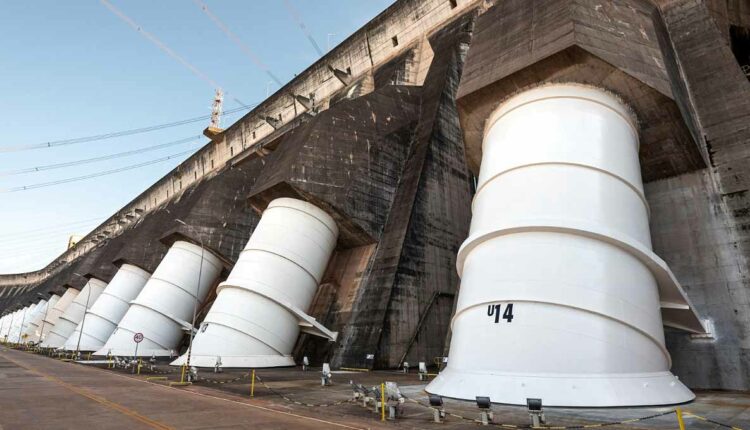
[0,348,377,430]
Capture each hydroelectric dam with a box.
[2,0,750,414]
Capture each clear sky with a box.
[0,0,393,274]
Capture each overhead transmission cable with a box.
[1,148,197,193]
[282,0,325,56]
[0,136,201,177]
[0,216,107,239]
[100,0,248,107]
[1,224,105,247]
[193,0,285,86]
[1,219,105,242]
[0,104,253,153]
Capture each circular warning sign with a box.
[133,332,144,343]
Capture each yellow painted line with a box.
[0,351,173,430]
[167,386,368,430]
[339,367,369,372]
[146,376,168,381]
[683,411,744,430]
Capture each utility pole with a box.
[16,305,29,345]
[175,218,204,383]
[73,273,92,357]
[37,294,51,345]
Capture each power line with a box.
[1,148,197,193]
[0,216,107,240]
[0,242,70,259]
[100,0,248,107]
[193,0,285,86]
[0,136,201,176]
[0,105,252,153]
[283,0,325,57]
[0,225,103,247]
[1,219,103,241]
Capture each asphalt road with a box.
[0,347,377,430]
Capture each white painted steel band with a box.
[174,198,338,368]
[39,288,79,344]
[46,278,106,348]
[427,84,693,407]
[95,241,222,357]
[64,264,151,351]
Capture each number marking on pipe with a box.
[487,303,514,323]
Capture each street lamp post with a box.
[4,309,15,340]
[73,273,92,358]
[16,304,29,345]
[0,312,7,344]
[37,293,51,346]
[175,218,204,383]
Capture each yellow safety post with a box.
[180,364,186,383]
[676,408,686,430]
[250,369,256,397]
[137,359,142,375]
[380,382,386,421]
[87,352,91,360]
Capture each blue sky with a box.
[0,0,392,274]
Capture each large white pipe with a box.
[3,310,18,341]
[16,300,47,343]
[25,294,60,343]
[44,278,107,348]
[25,300,48,328]
[426,84,698,407]
[172,198,339,368]
[4,310,23,341]
[0,314,9,340]
[96,241,222,357]
[0,315,7,339]
[1,311,19,340]
[64,264,151,352]
[7,305,29,343]
[6,306,31,343]
[39,287,79,344]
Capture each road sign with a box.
[133,332,144,343]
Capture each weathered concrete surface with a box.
[647,171,750,390]
[455,0,705,179]
[654,0,750,390]
[329,13,475,369]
